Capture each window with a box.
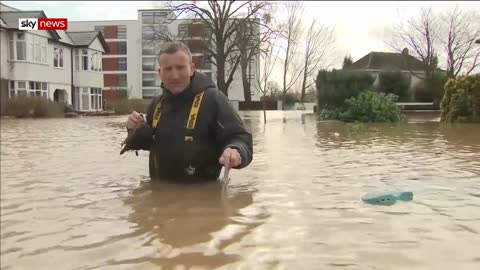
[28,35,34,61]
[143,11,168,25]
[118,74,127,87]
[118,57,127,71]
[142,73,156,87]
[81,49,88,71]
[118,25,127,39]
[41,38,47,64]
[53,47,64,68]
[8,33,14,60]
[8,81,27,97]
[33,35,40,62]
[90,88,102,110]
[178,24,188,37]
[8,32,46,64]
[91,52,97,71]
[142,26,155,40]
[10,80,48,98]
[142,42,154,55]
[142,13,155,24]
[118,41,127,55]
[98,52,102,71]
[154,12,167,24]
[142,57,155,71]
[82,87,89,111]
[16,33,26,61]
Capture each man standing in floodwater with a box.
[124,41,253,182]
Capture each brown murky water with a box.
[1,111,480,270]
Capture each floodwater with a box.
[1,111,480,270]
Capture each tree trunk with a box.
[262,95,267,124]
[282,37,290,111]
[241,57,251,102]
[300,56,308,102]
[216,59,227,96]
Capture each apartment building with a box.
[69,8,261,101]
[0,4,109,113]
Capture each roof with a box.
[66,31,110,53]
[0,17,7,28]
[0,11,61,40]
[346,51,425,72]
[0,3,20,12]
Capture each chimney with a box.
[402,48,409,55]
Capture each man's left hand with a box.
[219,147,242,169]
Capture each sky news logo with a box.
[19,18,68,30]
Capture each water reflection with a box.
[122,179,264,268]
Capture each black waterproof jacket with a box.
[140,71,253,182]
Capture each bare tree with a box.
[441,6,480,78]
[235,9,275,102]
[155,1,270,97]
[280,1,304,108]
[386,7,440,80]
[299,20,336,102]
[255,31,281,124]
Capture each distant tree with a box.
[299,20,336,102]
[342,55,353,69]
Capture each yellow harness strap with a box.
[185,91,205,141]
[152,96,164,129]
[151,91,205,142]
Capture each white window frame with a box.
[53,47,64,68]
[8,32,48,65]
[9,32,26,61]
[75,49,102,72]
[9,80,47,98]
[76,87,103,111]
[28,81,48,98]
[90,88,103,111]
[81,87,90,111]
[80,49,89,71]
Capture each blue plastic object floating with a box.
[362,191,413,206]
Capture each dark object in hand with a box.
[120,123,155,155]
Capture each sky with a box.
[3,1,479,86]
[4,0,479,63]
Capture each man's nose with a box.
[171,70,180,79]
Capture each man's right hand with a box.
[126,111,146,131]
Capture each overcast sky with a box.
[3,0,479,83]
[4,1,479,61]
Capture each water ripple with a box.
[1,112,480,270]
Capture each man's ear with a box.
[190,62,196,76]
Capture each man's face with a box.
[158,50,195,95]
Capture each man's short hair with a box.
[157,41,192,64]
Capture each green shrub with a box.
[316,70,375,109]
[377,71,411,101]
[278,92,298,107]
[440,74,480,122]
[320,90,404,123]
[6,95,64,118]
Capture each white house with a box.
[345,49,427,90]
[0,6,109,113]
